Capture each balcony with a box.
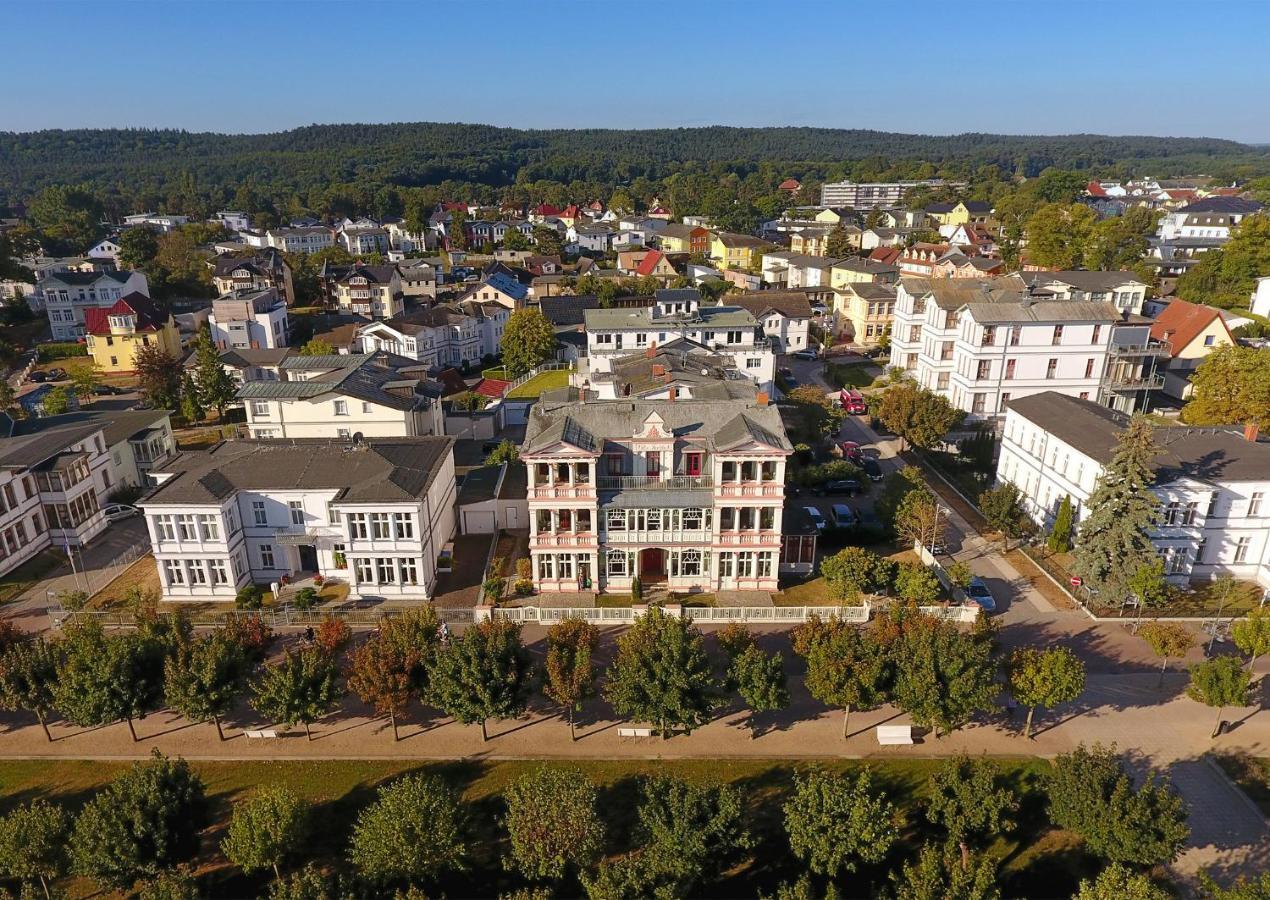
[715,482,783,498]
[531,532,599,548]
[598,474,713,491]
[1108,340,1172,358]
[1102,372,1165,391]
[529,483,596,500]
[716,531,783,545]
[603,529,712,544]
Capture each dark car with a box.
[965,577,997,613]
[813,479,861,496]
[861,457,882,481]
[28,371,47,383]
[93,384,125,396]
[45,368,66,381]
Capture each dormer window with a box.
[109,315,135,330]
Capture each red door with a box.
[685,452,702,477]
[641,548,666,580]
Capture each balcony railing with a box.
[716,531,783,545]
[715,483,783,497]
[1102,372,1166,391]
[529,484,595,499]
[603,529,712,544]
[598,474,713,491]
[1108,340,1171,357]
[531,532,598,547]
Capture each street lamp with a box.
[928,505,948,557]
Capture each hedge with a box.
[38,341,88,360]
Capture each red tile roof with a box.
[779,178,801,191]
[634,250,668,277]
[560,205,580,218]
[869,247,901,265]
[1086,181,1107,197]
[534,203,562,216]
[84,293,169,335]
[1149,298,1233,356]
[473,378,510,399]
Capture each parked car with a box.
[813,479,861,496]
[792,348,819,361]
[778,366,794,378]
[103,504,140,522]
[838,441,864,462]
[965,577,997,612]
[28,371,47,383]
[92,384,126,396]
[803,506,827,532]
[829,503,859,528]
[45,368,66,381]
[839,388,868,415]
[861,457,882,481]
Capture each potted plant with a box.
[313,574,326,587]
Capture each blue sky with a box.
[4,0,1268,142]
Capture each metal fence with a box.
[45,539,152,605]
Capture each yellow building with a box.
[710,232,773,271]
[833,282,898,345]
[926,200,994,228]
[829,257,899,290]
[84,294,182,374]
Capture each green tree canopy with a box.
[428,617,533,741]
[1232,606,1270,672]
[500,308,557,378]
[221,786,310,880]
[1182,344,1270,428]
[603,607,721,738]
[783,768,899,877]
[876,381,966,450]
[978,483,1026,550]
[633,776,754,895]
[1176,214,1270,310]
[298,338,335,357]
[728,643,790,736]
[485,439,520,466]
[819,547,890,602]
[347,634,416,741]
[134,345,183,410]
[0,799,70,899]
[502,766,604,882]
[349,774,466,885]
[0,638,60,742]
[890,843,1000,900]
[892,616,999,738]
[192,323,236,418]
[250,647,343,740]
[924,756,1018,867]
[796,618,889,739]
[1187,655,1252,738]
[1006,647,1086,739]
[1075,863,1171,900]
[1138,620,1195,687]
[163,630,249,740]
[54,619,166,742]
[541,617,599,741]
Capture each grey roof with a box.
[963,300,1123,324]
[241,354,426,411]
[13,409,169,448]
[457,463,503,505]
[900,275,1028,309]
[39,269,136,287]
[0,423,103,470]
[584,303,757,331]
[1025,271,1149,293]
[1177,197,1263,215]
[281,354,370,371]
[832,257,898,275]
[523,398,792,455]
[539,295,601,327]
[841,282,898,301]
[142,438,453,505]
[1007,392,1270,484]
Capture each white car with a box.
[803,506,827,531]
[792,348,819,361]
[103,504,140,522]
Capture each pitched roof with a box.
[241,354,428,411]
[12,408,168,449]
[142,437,454,505]
[1148,298,1232,355]
[634,250,670,277]
[1025,270,1148,293]
[538,295,602,328]
[84,293,171,334]
[713,231,770,249]
[1178,197,1263,215]
[473,378,510,399]
[731,293,814,320]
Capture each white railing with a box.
[598,474,713,491]
[716,483,784,497]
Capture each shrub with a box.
[516,558,532,579]
[37,341,89,360]
[482,577,504,604]
[292,588,318,610]
[235,586,264,610]
[56,589,89,611]
[631,576,642,604]
[514,578,533,596]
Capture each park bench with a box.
[618,727,655,739]
[875,725,914,746]
[244,729,280,739]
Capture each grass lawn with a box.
[89,556,159,608]
[1213,753,1270,817]
[595,593,634,607]
[0,757,1092,899]
[1167,579,1263,617]
[823,361,880,389]
[0,550,63,604]
[505,367,571,399]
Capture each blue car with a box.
[964,577,997,612]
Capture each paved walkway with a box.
[1168,756,1268,885]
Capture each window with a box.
[177,515,196,540]
[605,454,623,475]
[348,513,368,539]
[362,401,373,413]
[972,393,987,414]
[1092,324,1102,344]
[999,393,1010,411]
[370,513,391,539]
[558,555,574,579]
[606,549,629,576]
[718,552,734,577]
[679,549,703,577]
[1249,492,1263,517]
[187,561,208,585]
[1046,359,1058,379]
[1165,547,1188,574]
[393,513,414,539]
[288,501,304,525]
[538,555,555,580]
[259,544,275,568]
[334,400,348,416]
[746,358,762,369]
[209,559,229,585]
[644,451,661,476]
[1052,325,1064,345]
[936,372,950,390]
[975,360,990,380]
[1204,334,1216,346]
[337,429,351,439]
[164,560,185,585]
[1009,325,1022,346]
[1234,537,1252,563]
[198,515,220,541]
[758,553,773,578]
[155,515,176,541]
[737,553,754,577]
[1182,502,1199,526]
[1084,358,1096,379]
[1078,392,1089,400]
[376,558,396,583]
[251,401,270,417]
[354,557,374,583]
[683,508,704,530]
[252,501,267,525]
[981,326,996,347]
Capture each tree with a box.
[41,386,71,416]
[819,546,889,603]
[192,323,236,419]
[134,345,182,409]
[347,634,415,741]
[876,380,965,450]
[349,774,466,884]
[785,385,846,443]
[728,643,790,736]
[0,381,18,419]
[222,786,310,880]
[541,617,599,741]
[268,864,336,900]
[138,868,201,900]
[313,615,351,657]
[502,766,604,882]
[604,606,721,738]
[1006,647,1086,739]
[1197,870,1270,900]
[1183,344,1270,428]
[67,363,101,401]
[118,225,161,269]
[1046,744,1189,866]
[502,227,530,251]
[379,606,443,696]
[501,308,557,378]
[1045,494,1074,553]
[164,631,249,740]
[1187,655,1252,738]
[0,638,60,741]
[1022,202,1097,269]
[783,768,898,877]
[893,616,999,738]
[824,223,854,258]
[796,619,890,739]
[54,619,166,742]
[298,338,334,357]
[1074,863,1171,900]
[1232,606,1270,673]
[485,439,520,466]
[0,799,70,900]
[894,562,941,604]
[925,756,1018,868]
[978,483,1025,550]
[890,844,1000,900]
[1139,621,1195,687]
[532,226,563,257]
[70,751,208,890]
[1071,416,1161,606]
[895,482,945,551]
[1128,556,1170,612]
[633,776,753,894]
[251,647,343,740]
[178,371,204,423]
[1176,214,1270,310]
[28,184,103,253]
[447,212,469,251]
[429,617,532,741]
[946,560,974,590]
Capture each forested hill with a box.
[2,122,1266,201]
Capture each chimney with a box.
[645,347,657,359]
[668,387,677,401]
[1245,422,1260,443]
[756,391,769,406]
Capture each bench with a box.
[876,725,914,746]
[618,727,655,739]
[244,729,280,739]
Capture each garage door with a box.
[462,509,496,535]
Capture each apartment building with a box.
[890,276,1158,418]
[139,437,456,602]
[266,227,335,254]
[585,345,757,401]
[357,306,483,370]
[732,293,813,354]
[1021,271,1150,316]
[40,269,150,340]
[834,282,897,345]
[13,408,175,491]
[0,421,113,576]
[209,251,294,306]
[520,396,792,595]
[239,353,442,440]
[819,180,959,209]
[328,263,405,319]
[209,288,290,350]
[580,290,776,393]
[84,294,182,374]
[998,392,1270,588]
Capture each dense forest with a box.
[4,123,1270,221]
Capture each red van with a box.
[839,388,867,415]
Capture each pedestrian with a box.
[439,620,450,645]
[303,625,315,645]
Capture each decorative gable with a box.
[634,411,668,440]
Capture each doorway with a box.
[639,547,667,582]
[297,544,319,572]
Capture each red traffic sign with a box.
[1069,576,1083,587]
